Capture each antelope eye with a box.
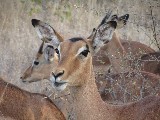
[34,61,39,65]
[55,48,59,54]
[81,50,90,57]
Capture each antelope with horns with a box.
[0,77,65,120]
[32,19,160,120]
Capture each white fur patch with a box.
[76,46,87,56]
[35,27,43,39]
[50,76,68,91]
[34,24,60,47]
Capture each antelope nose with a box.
[52,70,64,79]
[20,76,27,83]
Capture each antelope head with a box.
[30,18,117,91]
[88,13,129,46]
[20,19,65,83]
[20,41,57,83]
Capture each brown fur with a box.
[20,42,160,105]
[96,71,160,103]
[97,32,155,73]
[0,77,65,120]
[52,39,160,120]
[140,52,160,75]
[28,18,160,119]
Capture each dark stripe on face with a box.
[69,37,84,42]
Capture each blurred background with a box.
[0,0,160,102]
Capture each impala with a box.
[0,77,65,120]
[91,12,156,74]
[21,15,160,104]
[20,41,58,82]
[31,18,160,120]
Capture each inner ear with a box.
[31,19,63,48]
[90,21,117,54]
[116,14,129,28]
[119,14,129,22]
[109,21,117,29]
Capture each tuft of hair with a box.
[118,14,129,25]
[31,19,40,27]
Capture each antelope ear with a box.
[98,10,112,28]
[116,14,129,28]
[91,21,117,53]
[31,19,64,48]
[87,28,97,39]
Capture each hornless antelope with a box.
[91,13,155,74]
[20,41,58,83]
[20,40,71,119]
[32,19,160,120]
[0,77,65,120]
[21,17,160,104]
[20,38,160,103]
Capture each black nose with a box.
[52,70,64,79]
[31,19,40,27]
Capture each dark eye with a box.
[81,50,90,57]
[34,61,39,65]
[55,48,59,54]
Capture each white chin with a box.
[51,82,68,91]
[50,76,56,83]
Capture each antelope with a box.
[91,13,155,74]
[20,41,58,83]
[20,40,160,103]
[32,19,160,120]
[20,40,71,119]
[20,13,135,82]
[21,17,160,104]
[0,77,65,120]
[96,71,160,103]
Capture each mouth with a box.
[51,79,68,91]
[21,79,41,84]
[53,82,68,91]
[54,81,67,87]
